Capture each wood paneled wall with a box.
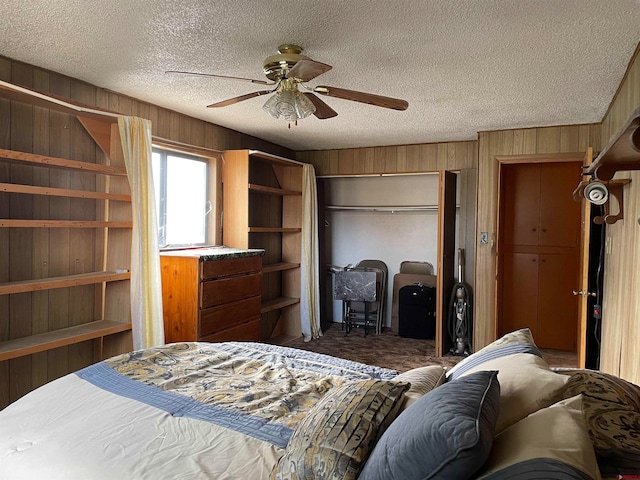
[598,43,640,384]
[296,141,477,176]
[474,125,601,351]
[0,56,293,405]
[0,56,295,158]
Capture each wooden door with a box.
[502,164,541,246]
[576,148,593,367]
[539,163,582,247]
[498,159,583,351]
[500,253,539,338]
[436,171,457,356]
[537,253,579,350]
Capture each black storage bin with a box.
[398,283,436,339]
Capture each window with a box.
[151,148,211,248]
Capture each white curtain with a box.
[118,116,165,349]
[300,164,322,341]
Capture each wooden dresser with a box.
[160,247,264,343]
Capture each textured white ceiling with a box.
[1,0,639,151]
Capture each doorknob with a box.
[572,290,596,297]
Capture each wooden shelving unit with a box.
[0,146,133,362]
[0,81,133,406]
[223,149,303,340]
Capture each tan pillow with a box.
[446,328,568,433]
[476,395,602,480]
[393,365,446,410]
[271,379,410,480]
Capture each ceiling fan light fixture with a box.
[263,84,316,122]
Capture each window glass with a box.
[152,148,209,248]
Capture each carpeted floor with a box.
[283,323,463,372]
[282,323,578,372]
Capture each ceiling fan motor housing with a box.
[262,44,309,81]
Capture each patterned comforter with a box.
[0,341,397,480]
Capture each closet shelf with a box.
[249,227,302,233]
[1,220,133,228]
[0,271,130,295]
[261,296,300,314]
[0,148,127,176]
[0,320,132,361]
[0,182,131,201]
[325,205,448,212]
[588,107,640,180]
[249,184,301,196]
[262,262,301,273]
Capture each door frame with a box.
[495,152,589,366]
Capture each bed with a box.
[1,330,639,480]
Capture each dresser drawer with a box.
[201,255,262,280]
[200,296,261,337]
[200,272,262,308]
[199,318,261,343]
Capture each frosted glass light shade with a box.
[263,89,316,121]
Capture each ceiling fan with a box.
[166,44,409,124]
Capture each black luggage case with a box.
[398,283,436,339]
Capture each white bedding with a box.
[0,374,283,480]
[0,342,397,479]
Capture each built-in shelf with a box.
[0,148,127,176]
[0,220,133,228]
[0,320,132,361]
[223,149,303,340]
[249,184,301,196]
[0,81,133,405]
[262,262,301,273]
[261,296,300,314]
[0,271,130,295]
[248,150,304,167]
[588,107,640,181]
[249,227,302,233]
[0,182,131,201]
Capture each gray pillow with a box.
[359,370,500,480]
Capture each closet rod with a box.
[325,205,459,212]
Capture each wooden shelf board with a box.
[0,220,132,228]
[0,148,127,176]
[0,80,119,123]
[248,150,304,167]
[0,271,130,295]
[249,184,301,196]
[262,262,301,273]
[261,296,300,313]
[588,106,640,180]
[0,320,132,361]
[249,227,302,233]
[0,182,131,202]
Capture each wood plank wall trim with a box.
[597,42,640,384]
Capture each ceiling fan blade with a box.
[287,59,333,82]
[304,93,338,119]
[207,90,273,108]
[166,70,273,86]
[313,86,408,111]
